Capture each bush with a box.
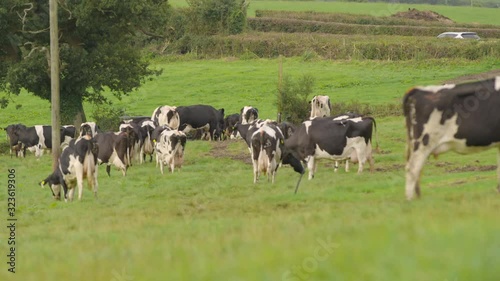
[185,0,248,35]
[91,104,126,132]
[276,74,315,124]
[248,17,500,38]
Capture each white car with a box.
[437,32,480,39]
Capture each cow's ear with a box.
[219,108,225,116]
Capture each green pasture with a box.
[169,0,500,25]
[1,57,500,280]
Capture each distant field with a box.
[169,0,500,25]
[2,58,498,126]
[1,57,500,280]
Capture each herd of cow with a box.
[3,76,500,201]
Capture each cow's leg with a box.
[334,161,339,172]
[345,160,350,173]
[405,147,432,200]
[76,165,84,201]
[252,159,259,184]
[140,147,144,164]
[307,156,315,180]
[93,165,98,199]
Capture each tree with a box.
[186,0,248,35]
[0,0,170,124]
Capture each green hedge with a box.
[248,17,500,38]
[254,10,500,29]
[161,32,500,60]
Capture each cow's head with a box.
[40,173,61,200]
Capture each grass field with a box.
[2,56,500,280]
[170,0,500,25]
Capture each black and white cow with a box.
[119,122,142,165]
[223,113,240,140]
[94,132,130,176]
[240,106,259,124]
[284,116,376,180]
[177,105,225,141]
[310,95,331,118]
[250,123,285,183]
[138,119,156,163]
[79,122,99,138]
[403,77,500,200]
[331,112,364,172]
[231,119,277,143]
[156,129,187,174]
[39,136,99,201]
[5,124,72,158]
[62,125,76,139]
[151,105,180,129]
[151,125,173,167]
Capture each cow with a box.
[177,105,225,141]
[240,106,259,124]
[39,136,99,201]
[151,105,180,129]
[403,77,500,200]
[5,124,72,158]
[151,125,173,167]
[310,95,331,118]
[119,122,142,165]
[156,130,187,174]
[250,124,285,183]
[231,119,277,143]
[223,113,240,140]
[94,132,129,176]
[79,122,99,138]
[62,125,76,139]
[138,119,156,163]
[284,116,376,180]
[331,112,364,172]
[4,124,25,157]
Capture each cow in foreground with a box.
[284,116,376,180]
[310,95,331,118]
[39,136,99,201]
[403,77,500,200]
[156,130,187,174]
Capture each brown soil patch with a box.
[445,165,496,173]
[392,8,454,24]
[209,140,252,164]
[442,69,500,85]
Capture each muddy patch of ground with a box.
[209,140,252,164]
[442,69,500,85]
[392,8,454,24]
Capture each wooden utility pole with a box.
[50,0,61,170]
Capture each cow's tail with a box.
[367,117,380,154]
[85,144,96,191]
[403,88,417,161]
